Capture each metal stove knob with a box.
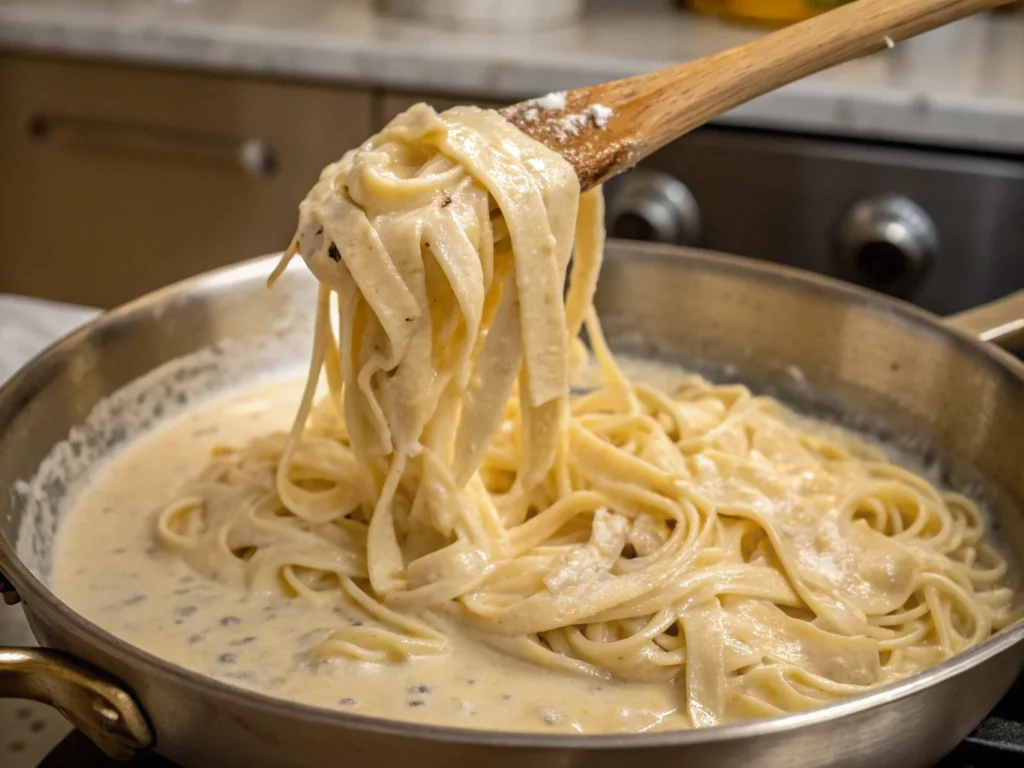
[607,170,701,246]
[836,194,938,299]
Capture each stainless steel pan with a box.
[1,242,1023,767]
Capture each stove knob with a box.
[607,170,701,246]
[836,194,938,298]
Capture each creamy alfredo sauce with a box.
[53,362,698,734]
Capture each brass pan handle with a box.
[945,289,1024,348]
[0,645,152,760]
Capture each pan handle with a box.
[945,289,1024,348]
[0,646,153,760]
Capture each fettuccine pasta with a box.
[157,103,1018,727]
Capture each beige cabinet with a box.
[0,55,373,307]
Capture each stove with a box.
[604,125,1024,317]
[28,672,1024,767]
[934,672,1024,768]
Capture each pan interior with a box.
[2,244,1022,731]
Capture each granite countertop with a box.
[1,0,1024,152]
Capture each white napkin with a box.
[0,294,99,387]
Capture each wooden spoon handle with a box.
[575,0,1005,187]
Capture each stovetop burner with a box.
[934,672,1024,768]
[37,674,1024,768]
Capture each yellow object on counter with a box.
[686,0,854,26]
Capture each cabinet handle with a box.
[27,113,278,178]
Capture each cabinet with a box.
[0,55,373,307]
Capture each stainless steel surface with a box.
[606,169,701,246]
[377,0,583,30]
[613,126,1024,315]
[835,194,938,299]
[0,54,373,308]
[0,648,151,760]
[1,244,1024,767]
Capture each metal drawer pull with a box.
[27,113,278,178]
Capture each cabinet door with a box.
[0,55,372,307]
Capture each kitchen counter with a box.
[1,0,1024,153]
[0,294,97,385]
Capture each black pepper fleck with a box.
[176,605,197,618]
[339,697,357,706]
[218,653,237,664]
[231,636,258,646]
[328,243,341,262]
[29,720,46,733]
[188,634,204,645]
[220,616,241,627]
[408,684,431,694]
[407,700,425,708]
[124,594,146,606]
[8,740,26,753]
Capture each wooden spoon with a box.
[501,0,1006,191]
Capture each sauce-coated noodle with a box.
[157,104,1018,728]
